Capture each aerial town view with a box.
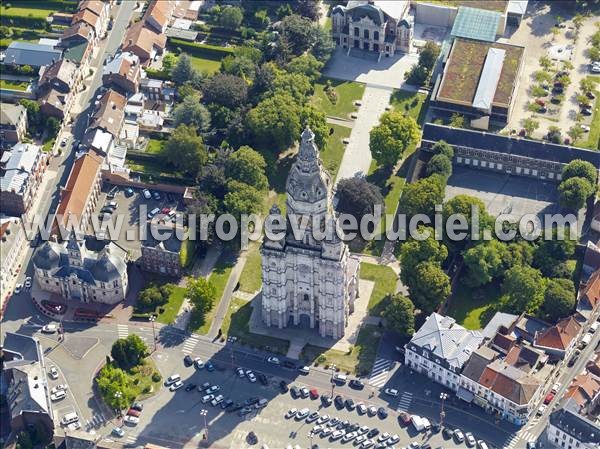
[1,0,600,448]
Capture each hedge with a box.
[167,38,234,59]
[144,68,171,81]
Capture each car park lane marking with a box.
[368,358,393,388]
[182,336,199,354]
[117,324,129,339]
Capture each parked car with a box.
[349,379,365,390]
[544,392,555,404]
[184,383,196,392]
[266,356,280,365]
[334,395,344,408]
[131,402,143,412]
[454,429,465,443]
[377,407,388,419]
[123,415,139,426]
[50,385,68,395]
[211,395,224,406]
[169,380,183,391]
[535,99,545,107]
[285,408,297,419]
[246,371,257,382]
[221,399,234,409]
[112,427,125,437]
[345,398,355,410]
[183,355,193,367]
[236,367,245,378]
[357,403,367,414]
[309,388,319,400]
[295,408,310,420]
[279,380,289,393]
[551,382,561,394]
[142,189,151,199]
[298,365,310,374]
[42,324,58,334]
[465,432,476,447]
[50,390,66,401]
[306,411,319,423]
[321,394,332,406]
[126,409,140,418]
[300,387,310,398]
[165,374,181,386]
[205,361,215,371]
[49,366,59,380]
[384,388,398,397]
[398,412,411,426]
[152,191,161,200]
[580,124,591,132]
[194,358,204,369]
[290,386,300,398]
[201,394,214,403]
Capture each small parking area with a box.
[445,167,561,218]
[87,184,184,260]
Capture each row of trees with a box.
[404,42,441,86]
[558,159,598,210]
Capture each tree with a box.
[187,277,216,315]
[161,53,178,73]
[431,140,454,159]
[273,71,312,104]
[463,240,506,287]
[336,177,384,222]
[173,95,211,131]
[399,229,448,284]
[559,177,594,210]
[221,54,257,81]
[502,266,545,314]
[443,194,493,253]
[137,284,166,311]
[426,154,452,178]
[226,146,268,191]
[96,363,136,409]
[171,53,196,85]
[286,54,323,81]
[223,179,264,217]
[522,117,540,137]
[562,159,598,185]
[546,125,562,144]
[567,125,584,142]
[533,231,576,276]
[534,70,553,84]
[539,56,553,70]
[312,25,335,63]
[202,73,248,108]
[407,261,451,314]
[399,174,446,218]
[247,92,302,150]
[164,125,208,176]
[300,105,328,149]
[111,335,147,369]
[19,99,41,130]
[219,6,243,30]
[46,116,60,138]
[449,113,465,128]
[580,78,597,94]
[370,111,420,167]
[384,294,415,337]
[279,14,316,56]
[405,64,429,86]
[418,41,441,71]
[294,0,321,20]
[542,278,575,322]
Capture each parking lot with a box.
[104,352,500,449]
[87,184,184,260]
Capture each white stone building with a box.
[32,235,128,305]
[405,313,484,392]
[332,0,413,57]
[261,128,360,339]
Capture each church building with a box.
[332,0,413,57]
[261,128,360,339]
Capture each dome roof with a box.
[33,242,61,270]
[350,3,384,25]
[91,247,127,282]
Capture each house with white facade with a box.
[405,313,484,392]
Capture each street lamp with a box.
[149,315,157,352]
[330,364,336,397]
[114,391,122,417]
[200,409,208,443]
[439,392,448,428]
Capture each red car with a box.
[127,408,141,417]
[309,388,319,400]
[161,207,170,215]
[544,392,555,405]
[398,412,411,426]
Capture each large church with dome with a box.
[260,128,360,340]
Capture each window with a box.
[374,31,379,40]
[304,294,309,301]
[354,27,359,37]
[364,29,369,39]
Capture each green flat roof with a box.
[451,6,501,43]
[64,41,88,64]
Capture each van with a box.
[590,322,599,333]
[333,373,347,384]
[165,374,181,386]
[147,207,160,219]
[61,412,79,426]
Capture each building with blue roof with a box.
[451,6,503,42]
[3,42,62,68]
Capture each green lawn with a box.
[575,76,600,150]
[156,286,186,325]
[146,139,164,155]
[446,283,503,330]
[189,55,222,74]
[300,325,382,376]
[390,89,428,125]
[360,262,397,316]
[0,79,29,91]
[0,5,56,18]
[221,297,290,354]
[320,123,351,178]
[311,78,365,119]
[126,158,191,182]
[188,253,235,335]
[238,242,262,294]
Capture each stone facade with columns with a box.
[261,128,360,340]
[332,0,413,57]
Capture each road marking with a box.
[125,434,138,444]
[117,324,128,339]
[504,434,520,449]
[86,413,105,429]
[182,336,199,354]
[368,358,393,388]
[396,391,413,412]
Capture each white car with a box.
[123,415,139,425]
[537,404,547,415]
[330,430,345,440]
[311,424,323,434]
[14,284,22,294]
[388,435,400,445]
[24,277,32,288]
[201,394,214,403]
[194,358,204,369]
[211,394,224,406]
[67,421,81,431]
[112,427,125,438]
[206,385,220,394]
[246,371,257,382]
[295,408,309,420]
[466,432,476,447]
[236,367,245,378]
[266,356,280,365]
[169,380,183,391]
[320,427,333,437]
[378,433,390,442]
[42,324,58,334]
[384,388,399,397]
[142,189,151,199]
[355,435,367,445]
[316,414,329,424]
[360,439,374,448]
[298,366,310,374]
[342,431,357,442]
[580,124,591,132]
[477,440,489,449]
[285,408,297,419]
[367,405,377,416]
[49,366,59,379]
[50,390,66,401]
[50,384,68,394]
[357,403,367,414]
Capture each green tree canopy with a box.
[286,54,323,81]
[533,231,576,276]
[96,363,136,409]
[219,6,243,30]
[562,159,598,186]
[502,266,546,314]
[247,92,302,151]
[399,174,446,218]
[273,70,312,104]
[226,146,268,191]
[300,105,328,150]
[164,125,208,176]
[442,194,493,253]
[223,179,264,217]
[399,228,448,284]
[202,73,248,109]
[279,14,316,55]
[418,41,441,71]
[187,277,216,315]
[426,154,452,178]
[384,294,415,338]
[431,140,454,159]
[370,111,420,167]
[336,177,384,222]
[406,261,451,314]
[462,240,506,288]
[171,53,196,85]
[558,177,594,210]
[541,278,575,323]
[110,335,147,369]
[173,95,211,131]
[312,25,335,63]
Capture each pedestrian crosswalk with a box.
[396,391,413,412]
[504,426,537,449]
[504,434,520,449]
[368,358,393,388]
[117,324,129,339]
[125,434,138,445]
[182,336,199,354]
